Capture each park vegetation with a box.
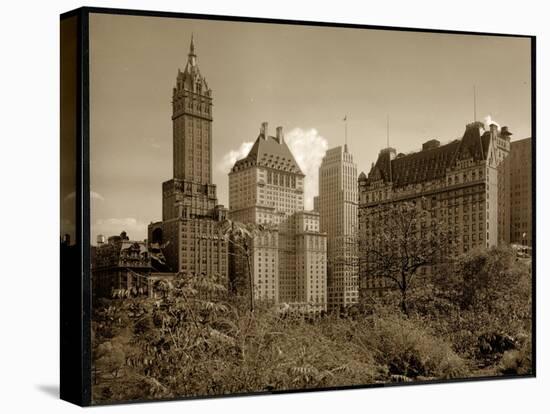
[91,241,532,403]
[92,200,531,402]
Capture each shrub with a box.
[500,337,532,376]
[358,314,468,380]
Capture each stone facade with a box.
[318,145,359,310]
[496,127,512,244]
[295,211,328,309]
[148,37,229,279]
[358,122,512,297]
[92,232,150,298]
[510,137,532,246]
[228,122,327,312]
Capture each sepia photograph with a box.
[62,9,534,405]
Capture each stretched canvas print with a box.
[60,7,536,406]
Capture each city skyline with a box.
[89,12,532,242]
[77,10,534,403]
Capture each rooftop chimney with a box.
[276,126,284,144]
[500,126,512,138]
[489,123,499,139]
[422,139,440,151]
[379,147,397,160]
[261,122,268,139]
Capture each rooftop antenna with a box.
[473,85,477,122]
[387,114,392,182]
[386,114,390,148]
[343,115,348,152]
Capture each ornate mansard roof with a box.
[231,123,304,175]
[361,122,503,188]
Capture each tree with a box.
[125,272,236,398]
[454,246,531,314]
[360,199,453,315]
[218,219,266,312]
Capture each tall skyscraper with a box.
[510,137,532,246]
[496,126,512,244]
[318,145,358,310]
[228,122,327,311]
[358,122,512,297]
[148,37,229,278]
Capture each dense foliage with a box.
[92,246,532,403]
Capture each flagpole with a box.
[387,114,392,182]
[345,117,348,148]
[473,85,477,122]
[343,115,348,151]
[386,114,390,148]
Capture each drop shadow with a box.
[36,384,59,399]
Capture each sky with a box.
[89,12,532,243]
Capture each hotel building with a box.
[358,121,512,297]
[228,122,327,311]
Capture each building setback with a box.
[318,145,359,310]
[358,121,512,297]
[510,137,532,246]
[148,37,229,279]
[228,122,327,311]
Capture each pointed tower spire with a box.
[188,34,197,66]
[190,34,195,54]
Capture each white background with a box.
[0,0,547,412]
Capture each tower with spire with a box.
[172,36,212,183]
[148,36,228,278]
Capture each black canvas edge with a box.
[530,36,536,377]
[60,9,92,407]
[62,6,535,38]
[58,6,537,407]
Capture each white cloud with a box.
[91,191,105,202]
[63,192,76,203]
[483,115,500,131]
[285,128,328,210]
[92,217,147,244]
[63,191,105,203]
[219,128,328,211]
[218,141,254,173]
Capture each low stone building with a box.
[92,231,177,299]
[92,231,151,298]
